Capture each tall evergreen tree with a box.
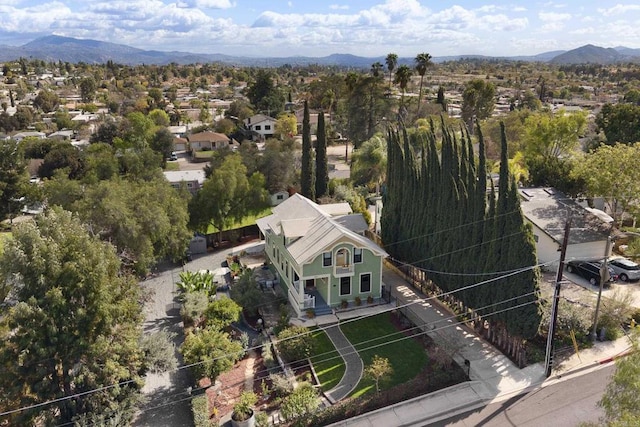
[300,101,315,200]
[315,111,328,198]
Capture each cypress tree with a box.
[315,111,328,198]
[300,101,315,200]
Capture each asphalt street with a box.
[428,364,614,427]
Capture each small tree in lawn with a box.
[365,355,393,393]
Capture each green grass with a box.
[206,207,273,234]
[193,150,215,159]
[164,161,180,171]
[309,328,346,392]
[341,312,428,397]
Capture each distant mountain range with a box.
[1,35,640,67]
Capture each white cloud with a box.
[538,12,571,22]
[177,0,235,8]
[329,4,349,10]
[597,4,640,17]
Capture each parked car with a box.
[169,151,178,161]
[565,260,616,286]
[608,257,640,282]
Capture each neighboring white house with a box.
[163,170,206,194]
[244,114,277,140]
[269,190,289,206]
[519,187,612,268]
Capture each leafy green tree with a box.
[414,52,432,114]
[599,330,640,424]
[33,89,60,113]
[364,355,394,392]
[150,127,174,164]
[523,110,586,162]
[275,112,297,139]
[79,77,97,102]
[461,79,496,132]
[54,109,74,130]
[205,297,242,330]
[189,154,268,238]
[572,143,640,226]
[38,142,86,179]
[245,69,285,116]
[436,86,447,112]
[51,177,191,274]
[300,100,315,200]
[276,325,314,365]
[0,208,144,425]
[91,119,121,145]
[350,133,387,192]
[279,382,319,422]
[181,328,243,381]
[596,103,640,145]
[230,270,264,316]
[83,142,119,182]
[315,111,328,198]
[148,108,170,127]
[0,139,28,222]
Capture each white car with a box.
[608,257,640,282]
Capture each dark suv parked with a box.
[565,260,616,287]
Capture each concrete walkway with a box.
[326,265,635,426]
[324,324,364,402]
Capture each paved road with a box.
[133,250,233,427]
[429,364,613,427]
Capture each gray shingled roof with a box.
[519,187,610,245]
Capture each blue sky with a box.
[1,0,640,57]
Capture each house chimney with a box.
[248,117,251,124]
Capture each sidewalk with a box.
[327,265,634,426]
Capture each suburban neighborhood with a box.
[1,34,640,427]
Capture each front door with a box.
[305,278,315,290]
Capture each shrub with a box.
[191,394,214,427]
[306,308,315,318]
[276,325,314,364]
[355,296,362,306]
[597,290,635,341]
[229,269,262,316]
[232,391,257,422]
[181,291,209,325]
[140,330,178,374]
[341,299,348,309]
[181,328,243,381]
[280,382,319,422]
[205,297,242,330]
[269,372,295,398]
[367,295,374,304]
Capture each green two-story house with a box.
[257,194,388,317]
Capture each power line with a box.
[3,259,545,419]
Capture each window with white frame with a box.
[340,276,351,296]
[360,273,371,293]
[323,252,332,267]
[353,248,362,263]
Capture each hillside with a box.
[550,44,629,64]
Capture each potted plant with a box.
[231,391,257,427]
[355,296,362,306]
[306,308,315,319]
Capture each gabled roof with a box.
[519,187,610,245]
[257,193,387,265]
[244,114,277,127]
[188,131,229,142]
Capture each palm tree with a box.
[414,52,432,114]
[385,53,398,90]
[371,61,384,79]
[394,65,413,111]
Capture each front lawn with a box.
[340,312,428,397]
[309,328,346,392]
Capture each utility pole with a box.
[591,234,613,341]
[545,213,571,377]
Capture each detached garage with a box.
[519,188,612,269]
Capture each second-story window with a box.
[323,252,332,267]
[336,248,349,267]
[354,248,362,263]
